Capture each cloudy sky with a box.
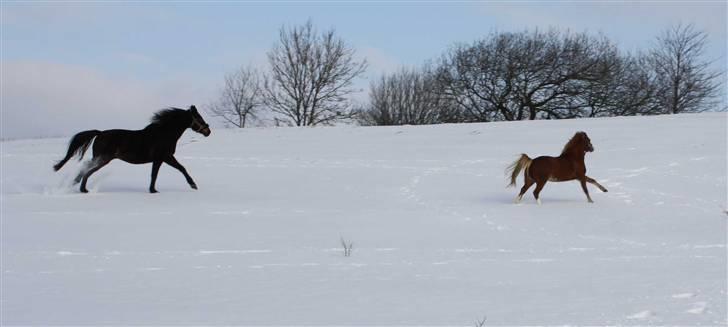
[1,1,726,139]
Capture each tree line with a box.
[209,21,723,128]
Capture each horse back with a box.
[93,129,169,164]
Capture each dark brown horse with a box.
[53,105,210,193]
[506,131,608,204]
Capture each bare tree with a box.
[649,23,722,114]
[358,66,458,126]
[209,65,262,128]
[509,30,616,120]
[437,29,616,122]
[582,53,661,117]
[436,35,518,122]
[264,20,367,126]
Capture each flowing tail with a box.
[506,153,532,187]
[53,130,100,171]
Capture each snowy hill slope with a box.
[1,113,726,325]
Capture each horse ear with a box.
[190,105,197,112]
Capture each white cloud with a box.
[358,46,400,77]
[480,2,726,57]
[0,61,215,139]
[348,46,401,104]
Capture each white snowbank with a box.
[1,113,726,325]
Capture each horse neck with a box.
[168,123,190,141]
[561,148,586,161]
[147,120,189,142]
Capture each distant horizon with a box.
[2,1,726,138]
[2,110,724,143]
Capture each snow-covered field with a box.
[1,113,726,325]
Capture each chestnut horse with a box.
[506,131,608,204]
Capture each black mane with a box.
[150,108,190,126]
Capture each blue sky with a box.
[2,1,726,138]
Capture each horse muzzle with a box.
[201,127,211,137]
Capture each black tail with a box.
[53,130,100,171]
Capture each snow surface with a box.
[1,113,726,325]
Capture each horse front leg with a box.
[579,177,594,203]
[164,155,197,190]
[586,176,608,192]
[149,161,162,193]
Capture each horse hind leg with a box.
[73,159,95,184]
[79,157,112,193]
[533,179,547,205]
[515,176,535,203]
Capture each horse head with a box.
[579,132,594,152]
[189,105,211,137]
[562,131,594,155]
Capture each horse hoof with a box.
[536,199,542,205]
[150,189,158,194]
[80,189,89,193]
[190,184,198,190]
